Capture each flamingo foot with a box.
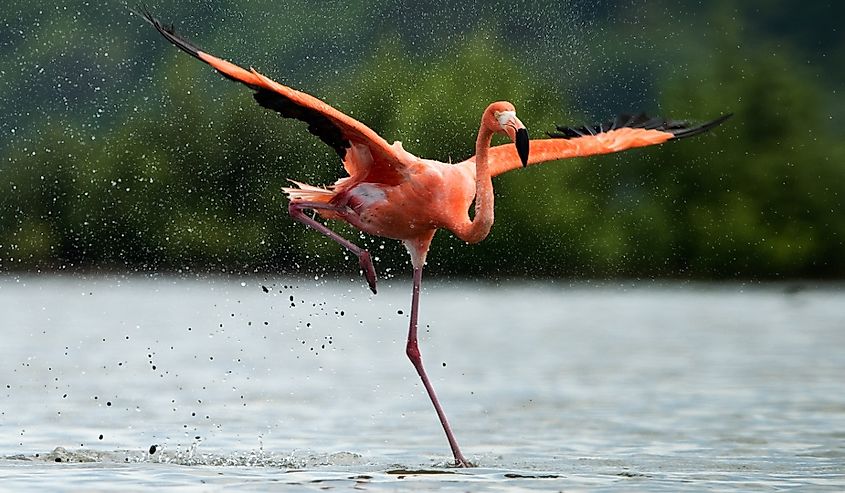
[358,250,377,294]
[453,456,474,468]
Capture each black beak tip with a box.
[516,128,529,167]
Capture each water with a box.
[1,275,843,491]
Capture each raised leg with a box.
[405,266,472,467]
[288,201,377,294]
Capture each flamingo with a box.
[140,10,731,467]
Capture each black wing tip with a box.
[669,113,733,139]
[548,112,733,140]
[134,6,202,60]
[253,89,351,159]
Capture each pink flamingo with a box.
[141,11,730,467]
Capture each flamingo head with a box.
[486,101,530,167]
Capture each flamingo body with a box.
[290,154,476,246]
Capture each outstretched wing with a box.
[466,113,732,177]
[139,9,406,184]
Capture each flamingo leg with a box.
[288,201,377,294]
[405,266,472,467]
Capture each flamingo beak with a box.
[503,114,529,167]
[515,127,529,167]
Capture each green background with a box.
[2,1,842,279]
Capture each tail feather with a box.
[282,180,335,202]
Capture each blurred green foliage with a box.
[1,1,842,279]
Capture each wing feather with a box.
[139,9,405,183]
[468,113,732,177]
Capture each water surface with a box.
[1,276,843,491]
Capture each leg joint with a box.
[288,200,302,216]
[405,339,421,363]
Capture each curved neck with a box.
[455,126,495,244]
